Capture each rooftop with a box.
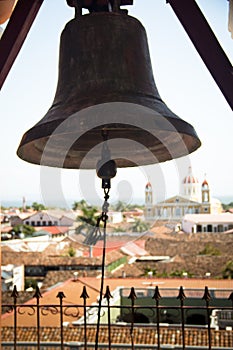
[2,325,233,348]
[2,277,233,328]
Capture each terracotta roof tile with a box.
[1,326,233,347]
[35,226,69,234]
[1,249,103,266]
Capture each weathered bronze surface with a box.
[17,11,201,169]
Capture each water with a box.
[1,195,233,209]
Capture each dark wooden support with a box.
[0,0,44,90]
[67,0,133,8]
[167,0,233,110]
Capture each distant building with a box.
[23,211,75,227]
[1,265,24,291]
[182,213,233,233]
[145,167,222,221]
[123,208,144,223]
[107,211,123,224]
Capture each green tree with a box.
[31,202,46,211]
[144,267,157,277]
[222,261,233,279]
[111,201,144,212]
[67,246,76,257]
[19,205,31,212]
[130,219,150,233]
[25,278,38,290]
[170,270,193,278]
[199,243,221,256]
[72,199,88,211]
[222,201,233,210]
[75,205,99,242]
[77,205,100,245]
[11,224,35,237]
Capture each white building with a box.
[107,211,123,224]
[182,213,233,233]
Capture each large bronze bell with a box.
[17,8,201,169]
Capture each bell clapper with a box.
[96,129,117,190]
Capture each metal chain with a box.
[95,187,110,350]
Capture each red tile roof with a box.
[83,239,147,257]
[2,277,233,327]
[35,226,69,235]
[1,326,233,347]
[1,226,13,233]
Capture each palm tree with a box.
[75,204,101,245]
[31,202,46,211]
[72,199,88,211]
[79,206,98,227]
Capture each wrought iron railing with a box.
[1,285,233,350]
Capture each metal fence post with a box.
[11,285,18,350]
[128,287,137,350]
[57,291,66,350]
[202,286,212,350]
[104,285,113,350]
[33,286,42,350]
[80,286,89,350]
[177,286,186,350]
[152,286,161,350]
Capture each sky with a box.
[0,0,233,209]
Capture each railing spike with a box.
[152,286,161,301]
[56,291,66,299]
[202,286,211,302]
[33,285,42,299]
[228,291,233,303]
[177,286,186,301]
[11,285,18,299]
[128,287,137,301]
[104,285,113,301]
[80,286,89,300]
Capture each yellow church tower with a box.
[200,177,211,213]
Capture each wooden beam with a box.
[0,0,44,90]
[67,0,133,9]
[167,0,233,110]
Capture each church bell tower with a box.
[201,177,211,213]
[145,182,154,220]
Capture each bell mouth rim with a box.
[17,121,201,170]
[17,100,201,169]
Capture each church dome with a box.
[145,182,152,189]
[183,166,198,184]
[202,179,209,187]
[201,179,209,188]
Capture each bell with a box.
[17,10,201,169]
